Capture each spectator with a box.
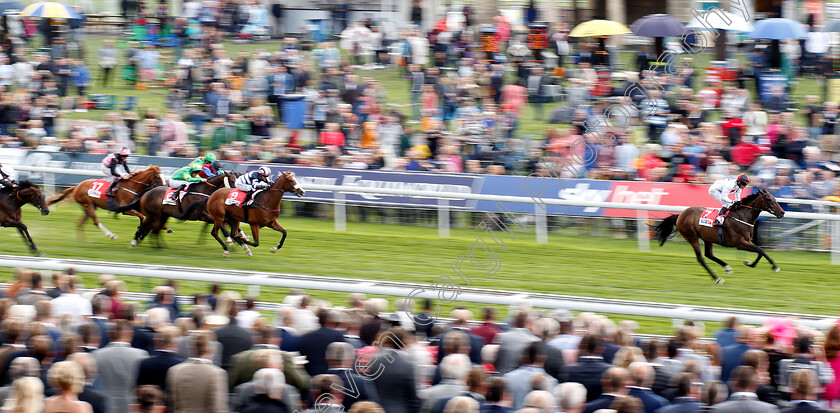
[213,298,254,372]
[136,326,184,393]
[1,377,44,413]
[92,319,149,413]
[64,353,107,413]
[44,361,92,413]
[298,309,345,377]
[166,331,227,413]
[714,366,779,413]
[563,333,611,402]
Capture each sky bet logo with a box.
[558,183,612,212]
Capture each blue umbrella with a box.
[748,18,808,40]
[630,14,686,37]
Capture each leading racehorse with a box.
[0,181,50,254]
[47,166,164,239]
[653,188,785,283]
[185,171,305,256]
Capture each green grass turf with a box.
[1,203,838,335]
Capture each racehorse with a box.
[653,188,786,283]
[47,166,164,239]
[188,171,304,256]
[0,181,50,254]
[115,172,240,248]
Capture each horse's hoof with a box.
[743,260,751,267]
[223,251,230,258]
[270,247,278,253]
[110,234,118,240]
[716,278,726,284]
[166,229,175,234]
[35,251,45,257]
[245,250,253,257]
[226,237,233,246]
[773,266,780,272]
[724,265,733,274]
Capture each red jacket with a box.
[471,322,502,346]
[731,141,764,167]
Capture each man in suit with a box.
[480,377,513,413]
[655,373,704,413]
[67,352,109,413]
[299,309,345,377]
[494,312,540,374]
[525,65,552,120]
[503,341,558,410]
[713,365,779,413]
[721,326,753,384]
[437,309,484,366]
[93,319,149,413]
[584,367,630,413]
[563,333,612,403]
[490,64,505,104]
[137,326,184,392]
[715,317,739,349]
[627,362,670,413]
[167,331,228,413]
[268,66,294,122]
[214,298,254,372]
[420,354,470,413]
[471,307,502,349]
[372,327,421,413]
[230,350,302,413]
[326,341,378,411]
[782,369,827,413]
[305,374,345,413]
[229,325,309,394]
[241,368,288,413]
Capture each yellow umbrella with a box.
[20,2,81,19]
[568,19,631,37]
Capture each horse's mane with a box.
[740,190,764,204]
[129,165,162,177]
[14,180,38,190]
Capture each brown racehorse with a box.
[189,171,305,256]
[47,166,164,240]
[114,172,240,248]
[0,180,50,254]
[653,188,786,283]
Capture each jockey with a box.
[0,163,16,191]
[101,148,131,197]
[168,163,207,202]
[709,173,750,227]
[235,166,272,205]
[190,153,222,178]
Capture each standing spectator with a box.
[720,327,753,384]
[50,276,92,324]
[714,366,779,413]
[584,367,629,413]
[410,0,422,27]
[503,342,558,410]
[98,39,118,87]
[65,353,107,413]
[626,362,669,413]
[44,361,93,413]
[777,334,835,390]
[526,66,550,121]
[241,368,287,413]
[236,298,261,329]
[419,354,470,413]
[93,320,149,413]
[824,325,840,408]
[562,334,612,402]
[136,327,184,392]
[167,331,228,413]
[471,308,502,349]
[1,377,43,413]
[213,299,254,372]
[784,369,827,413]
[493,312,539,374]
[326,342,378,410]
[298,309,345,377]
[371,328,421,413]
[270,0,284,39]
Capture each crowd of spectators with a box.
[1,2,840,202]
[0,268,840,413]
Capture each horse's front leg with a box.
[11,220,38,253]
[736,241,779,272]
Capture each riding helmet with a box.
[205,153,217,162]
[258,166,271,177]
[118,148,131,156]
[737,174,750,186]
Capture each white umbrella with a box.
[686,10,754,33]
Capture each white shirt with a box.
[236,309,261,329]
[0,65,13,86]
[51,292,93,323]
[709,178,742,207]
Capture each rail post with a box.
[334,192,346,232]
[438,199,450,238]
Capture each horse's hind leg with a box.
[86,204,117,240]
[704,242,732,274]
[688,238,721,283]
[744,253,763,268]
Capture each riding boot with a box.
[715,207,728,227]
[242,191,254,206]
[172,184,186,202]
[106,180,119,197]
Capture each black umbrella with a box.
[631,14,686,58]
[0,0,23,14]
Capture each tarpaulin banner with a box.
[474,175,613,216]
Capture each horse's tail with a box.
[111,194,144,214]
[47,187,75,206]
[172,198,208,221]
[653,214,680,246]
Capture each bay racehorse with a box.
[115,172,240,247]
[653,188,785,283]
[0,181,50,254]
[47,166,164,239]
[186,171,304,256]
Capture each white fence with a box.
[0,254,835,330]
[12,164,840,263]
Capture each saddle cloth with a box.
[225,189,248,206]
[87,179,112,199]
[225,189,263,207]
[699,208,720,227]
[162,188,188,206]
